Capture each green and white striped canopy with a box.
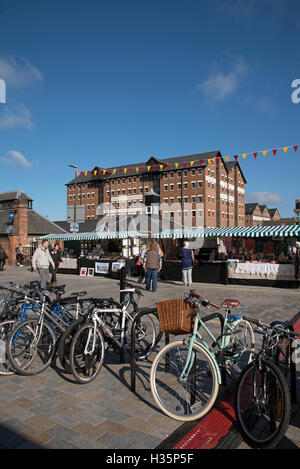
[38,231,147,241]
[155,224,300,239]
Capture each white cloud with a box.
[0,150,31,167]
[196,56,247,102]
[246,191,284,205]
[0,55,43,89]
[0,102,34,130]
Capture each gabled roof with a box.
[224,161,247,183]
[0,209,67,236]
[28,211,68,235]
[66,150,221,185]
[54,219,98,233]
[268,208,279,216]
[0,190,33,202]
[245,203,260,214]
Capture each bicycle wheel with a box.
[7,319,57,376]
[0,320,16,375]
[235,360,291,448]
[57,317,85,372]
[127,311,160,360]
[70,322,105,384]
[150,340,219,421]
[224,319,255,380]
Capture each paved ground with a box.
[0,266,299,450]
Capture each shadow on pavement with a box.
[0,424,40,449]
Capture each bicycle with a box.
[235,316,299,449]
[150,290,254,421]
[69,286,161,384]
[6,285,89,376]
[0,282,44,376]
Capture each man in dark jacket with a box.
[0,244,8,271]
[49,243,63,286]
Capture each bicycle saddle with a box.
[221,299,240,308]
[48,285,66,292]
[71,291,87,297]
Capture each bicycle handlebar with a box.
[190,291,221,309]
[243,315,300,337]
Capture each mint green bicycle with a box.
[150,290,254,421]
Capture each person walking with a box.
[137,244,147,283]
[180,241,194,286]
[143,240,162,292]
[16,244,24,267]
[49,243,63,286]
[0,244,8,271]
[32,240,55,289]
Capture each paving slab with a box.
[0,266,299,450]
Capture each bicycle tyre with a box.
[70,322,105,384]
[7,319,57,376]
[224,319,255,381]
[150,340,219,421]
[0,320,17,375]
[235,359,291,448]
[57,317,85,372]
[127,311,160,360]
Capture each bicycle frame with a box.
[180,311,223,385]
[85,292,140,353]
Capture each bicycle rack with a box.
[130,308,160,393]
[287,311,300,404]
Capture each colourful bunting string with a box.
[75,144,298,177]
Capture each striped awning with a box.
[38,231,147,241]
[155,224,300,239]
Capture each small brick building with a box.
[0,191,66,266]
[245,203,281,226]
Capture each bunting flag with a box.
[75,143,298,177]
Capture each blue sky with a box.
[0,0,299,220]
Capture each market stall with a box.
[155,224,300,287]
[38,230,147,279]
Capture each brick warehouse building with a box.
[66,151,247,229]
[0,191,66,266]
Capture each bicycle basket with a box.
[156,298,192,335]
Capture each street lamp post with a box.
[69,164,78,223]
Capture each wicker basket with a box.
[156,298,192,335]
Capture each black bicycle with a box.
[235,316,299,449]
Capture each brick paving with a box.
[0,266,299,449]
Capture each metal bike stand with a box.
[289,324,297,404]
[119,267,126,363]
[288,311,300,404]
[130,309,160,393]
[164,333,170,373]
